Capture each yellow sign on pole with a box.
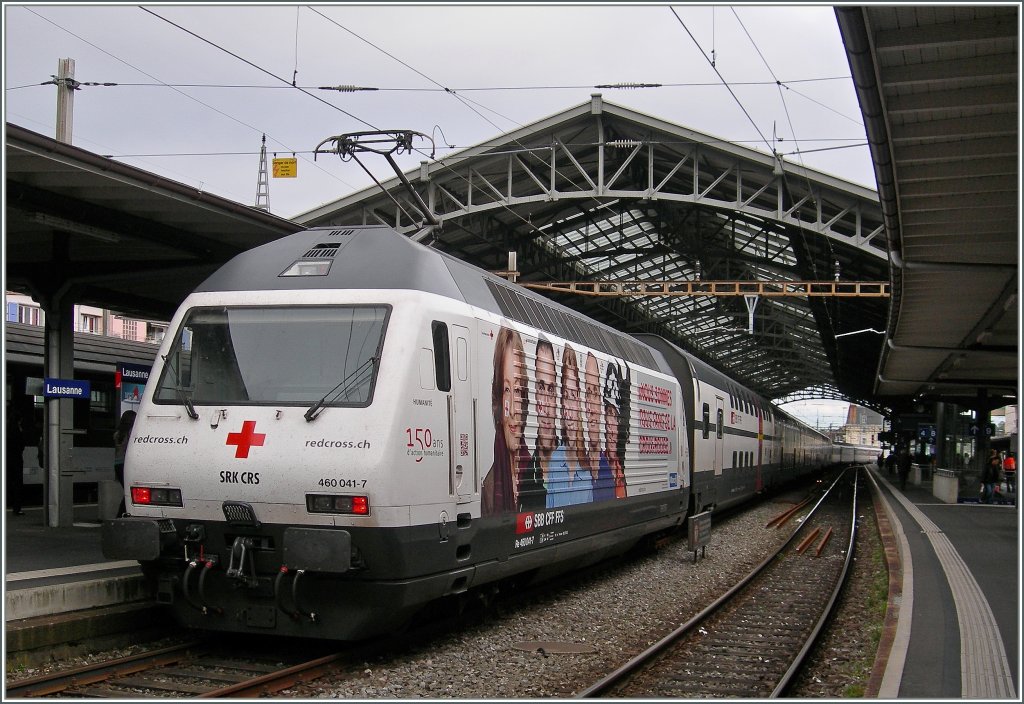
[272,158,298,178]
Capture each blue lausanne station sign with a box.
[43,378,91,399]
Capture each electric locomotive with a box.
[103,226,694,639]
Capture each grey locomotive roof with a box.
[195,226,466,300]
[194,226,664,371]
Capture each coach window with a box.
[431,321,451,392]
[732,451,737,468]
[702,403,710,439]
[716,408,724,439]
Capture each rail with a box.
[577,468,860,698]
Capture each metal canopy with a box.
[5,123,300,321]
[298,96,890,406]
[837,6,1018,409]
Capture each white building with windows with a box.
[5,293,168,344]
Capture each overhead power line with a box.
[306,6,518,132]
[669,7,772,153]
[140,6,377,131]
[97,139,868,161]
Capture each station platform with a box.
[3,473,1020,698]
[867,466,1019,699]
[3,504,150,627]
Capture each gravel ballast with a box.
[288,491,887,698]
[6,487,889,698]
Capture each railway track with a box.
[578,467,862,698]
[5,638,349,698]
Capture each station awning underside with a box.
[837,6,1019,408]
[5,123,299,321]
[298,97,891,407]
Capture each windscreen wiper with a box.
[305,356,379,423]
[160,354,199,420]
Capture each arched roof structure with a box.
[298,96,890,406]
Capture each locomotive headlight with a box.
[306,494,370,515]
[130,486,183,507]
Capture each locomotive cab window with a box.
[432,321,452,392]
[153,305,389,408]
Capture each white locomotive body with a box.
[103,226,705,639]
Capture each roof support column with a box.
[41,291,77,528]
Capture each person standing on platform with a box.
[978,450,995,501]
[113,410,137,517]
[897,446,912,491]
[6,404,26,516]
[981,449,1002,504]
[1002,451,1016,493]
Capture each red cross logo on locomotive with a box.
[226,421,266,459]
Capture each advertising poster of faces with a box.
[482,324,679,517]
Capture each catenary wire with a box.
[732,7,805,164]
[140,6,377,131]
[305,7,520,132]
[291,6,301,86]
[669,7,772,152]
[99,140,868,160]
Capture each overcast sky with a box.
[5,4,874,214]
[4,2,867,424]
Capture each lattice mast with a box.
[254,134,270,211]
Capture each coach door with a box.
[450,324,475,505]
[714,397,725,475]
